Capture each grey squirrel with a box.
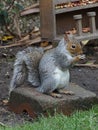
[10,34,85,98]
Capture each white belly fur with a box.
[53,67,70,89]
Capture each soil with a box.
[0,41,98,126]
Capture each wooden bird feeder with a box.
[40,0,98,41]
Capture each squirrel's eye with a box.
[72,45,76,49]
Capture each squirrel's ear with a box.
[64,33,75,43]
[64,33,70,43]
[80,41,84,47]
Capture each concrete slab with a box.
[8,83,98,118]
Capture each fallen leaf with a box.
[40,41,49,47]
[3,99,9,105]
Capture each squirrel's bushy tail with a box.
[9,47,44,94]
[9,51,27,93]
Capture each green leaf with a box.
[0,3,4,11]
[1,10,8,17]
[6,0,12,4]
[0,10,9,26]
[15,3,24,11]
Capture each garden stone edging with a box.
[8,83,98,118]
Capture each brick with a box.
[8,83,98,118]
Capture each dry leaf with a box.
[40,41,49,47]
[3,99,9,105]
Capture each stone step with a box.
[8,83,98,118]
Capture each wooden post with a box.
[87,12,96,33]
[73,14,82,36]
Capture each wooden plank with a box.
[21,8,40,16]
[54,0,79,5]
[55,3,98,14]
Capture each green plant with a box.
[0,0,24,38]
[1,105,98,130]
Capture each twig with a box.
[0,36,41,49]
[21,3,39,16]
[19,31,40,42]
[27,36,41,46]
[0,42,27,49]
[75,63,98,68]
[7,0,15,11]
[14,14,21,39]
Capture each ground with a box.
[0,42,98,126]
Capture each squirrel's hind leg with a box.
[37,77,62,98]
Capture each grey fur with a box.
[9,47,44,93]
[10,38,79,94]
[37,38,73,93]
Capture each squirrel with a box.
[9,34,85,98]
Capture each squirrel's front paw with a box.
[78,54,85,60]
